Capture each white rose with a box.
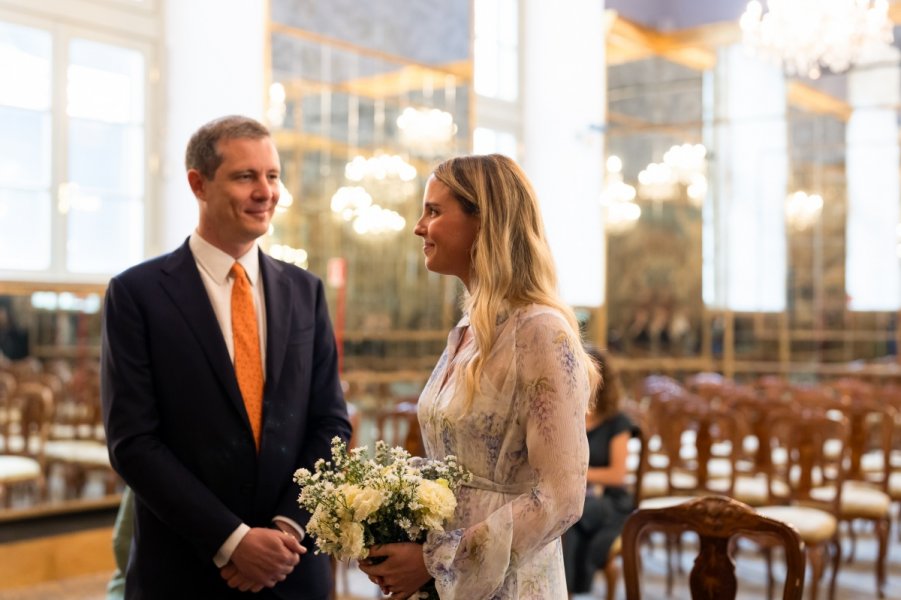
[417,479,457,530]
[341,484,385,521]
[336,521,366,560]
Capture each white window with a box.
[473,126,517,157]
[845,49,901,311]
[474,0,519,102]
[0,5,157,282]
[0,19,52,272]
[704,45,787,312]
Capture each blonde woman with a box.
[359,154,597,599]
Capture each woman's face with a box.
[413,176,480,289]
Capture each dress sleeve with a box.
[422,311,590,598]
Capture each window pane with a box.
[497,47,518,101]
[497,0,518,45]
[473,38,497,97]
[473,126,516,157]
[473,127,496,154]
[474,0,498,39]
[69,120,144,195]
[0,189,50,270]
[0,107,50,188]
[845,53,901,311]
[66,192,143,273]
[68,38,144,123]
[0,21,51,111]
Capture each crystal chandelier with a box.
[785,190,823,231]
[740,0,894,80]
[330,186,406,237]
[635,143,708,205]
[345,154,417,182]
[396,107,457,154]
[601,156,641,234]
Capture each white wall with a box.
[846,47,901,311]
[522,0,605,307]
[159,0,266,254]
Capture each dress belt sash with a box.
[461,475,534,495]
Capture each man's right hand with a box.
[221,527,306,591]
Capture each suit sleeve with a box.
[273,276,351,525]
[102,276,244,559]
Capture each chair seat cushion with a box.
[756,505,837,544]
[639,495,698,510]
[0,455,42,483]
[810,483,891,518]
[44,440,111,467]
[709,475,789,506]
[640,471,698,497]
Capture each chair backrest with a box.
[761,409,847,509]
[5,381,54,458]
[621,495,806,600]
[655,397,739,496]
[373,400,424,457]
[624,420,649,505]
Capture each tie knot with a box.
[230,262,247,281]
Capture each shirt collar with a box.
[189,231,260,287]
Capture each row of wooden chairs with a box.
[624,373,898,599]
[0,358,115,508]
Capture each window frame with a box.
[0,1,160,284]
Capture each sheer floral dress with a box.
[419,304,590,599]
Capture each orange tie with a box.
[230,262,263,450]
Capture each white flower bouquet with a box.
[294,437,470,597]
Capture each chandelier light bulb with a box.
[396,106,458,153]
[663,143,707,185]
[605,200,642,235]
[345,154,417,183]
[606,155,623,174]
[785,190,824,230]
[330,186,373,221]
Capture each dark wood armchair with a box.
[622,495,806,600]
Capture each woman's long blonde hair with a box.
[431,154,599,405]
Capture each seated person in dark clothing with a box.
[563,347,638,596]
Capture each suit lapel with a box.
[260,251,292,396]
[159,241,248,428]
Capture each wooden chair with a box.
[640,397,739,503]
[808,392,893,598]
[637,398,741,595]
[372,400,424,457]
[0,382,53,507]
[621,495,806,600]
[44,373,116,499]
[755,411,846,600]
[875,384,901,540]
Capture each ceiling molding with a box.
[786,82,852,122]
[606,11,853,121]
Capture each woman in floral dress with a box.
[359,154,597,599]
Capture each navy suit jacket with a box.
[101,240,351,599]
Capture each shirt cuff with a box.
[272,515,305,542]
[213,523,250,568]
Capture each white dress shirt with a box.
[188,232,303,567]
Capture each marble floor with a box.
[0,525,898,599]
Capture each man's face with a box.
[191,136,280,257]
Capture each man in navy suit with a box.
[102,115,351,599]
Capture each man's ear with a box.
[187,169,205,199]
